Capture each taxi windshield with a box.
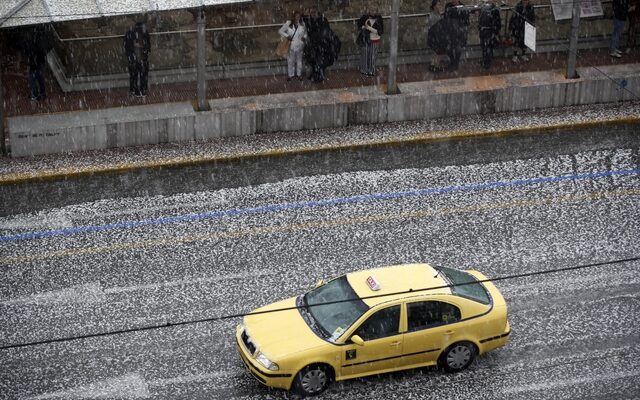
[303,276,369,340]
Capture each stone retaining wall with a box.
[8,64,637,158]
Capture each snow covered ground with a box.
[0,116,639,398]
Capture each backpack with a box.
[479,5,494,29]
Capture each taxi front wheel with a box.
[293,364,330,397]
[440,341,477,372]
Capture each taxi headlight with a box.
[255,351,279,371]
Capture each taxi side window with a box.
[354,305,401,341]
[407,301,461,332]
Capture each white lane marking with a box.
[501,370,640,394]
[1,283,105,306]
[499,271,640,299]
[27,373,150,399]
[1,271,273,305]
[103,271,273,295]
[148,371,237,387]
[0,212,74,231]
[0,198,228,231]
[61,198,230,224]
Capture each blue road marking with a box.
[1,168,639,243]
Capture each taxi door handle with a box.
[444,330,455,335]
[390,341,401,347]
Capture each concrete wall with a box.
[7,64,638,157]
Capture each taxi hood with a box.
[243,296,327,360]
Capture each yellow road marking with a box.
[2,188,639,264]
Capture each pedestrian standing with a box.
[427,0,448,72]
[508,0,535,63]
[357,10,384,77]
[478,0,502,69]
[626,0,639,53]
[610,0,629,57]
[124,22,151,97]
[304,7,337,83]
[279,12,308,81]
[443,0,470,71]
[26,25,48,101]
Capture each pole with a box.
[0,38,6,156]
[196,7,208,111]
[566,0,581,79]
[387,0,401,95]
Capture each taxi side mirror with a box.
[350,335,365,346]
[315,279,325,288]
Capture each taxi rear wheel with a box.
[440,341,477,372]
[293,364,331,397]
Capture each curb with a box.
[1,115,639,185]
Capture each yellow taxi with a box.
[235,263,510,396]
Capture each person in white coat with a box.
[279,12,307,81]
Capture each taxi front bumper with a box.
[235,329,294,389]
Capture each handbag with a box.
[275,37,290,59]
[276,24,297,59]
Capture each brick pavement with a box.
[3,46,640,118]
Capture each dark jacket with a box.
[303,14,341,68]
[509,1,535,38]
[428,18,448,55]
[26,26,48,70]
[304,14,330,40]
[630,0,640,21]
[613,0,629,21]
[444,2,470,48]
[479,3,502,36]
[356,14,384,46]
[28,47,47,70]
[124,28,151,63]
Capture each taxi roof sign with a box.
[366,275,381,291]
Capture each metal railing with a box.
[51,1,613,43]
[40,0,620,81]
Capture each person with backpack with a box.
[478,0,502,69]
[443,0,470,71]
[303,7,341,83]
[508,0,535,63]
[427,0,447,72]
[124,22,151,97]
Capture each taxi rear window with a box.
[438,267,491,305]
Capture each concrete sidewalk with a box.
[3,47,640,118]
[1,45,640,174]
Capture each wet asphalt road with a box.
[1,123,638,217]
[1,126,639,399]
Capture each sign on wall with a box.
[525,22,536,52]
[551,0,604,20]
